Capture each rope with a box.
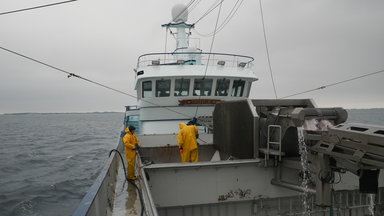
[194,0,244,37]
[193,0,222,25]
[0,0,77,16]
[259,0,278,99]
[171,0,196,23]
[0,45,193,118]
[193,0,224,117]
[187,0,202,16]
[281,69,384,99]
[164,27,168,61]
[214,0,244,35]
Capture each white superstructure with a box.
[126,10,258,135]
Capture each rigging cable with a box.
[164,27,168,61]
[186,0,202,16]
[171,0,196,23]
[193,0,222,25]
[193,0,244,37]
[259,0,278,99]
[280,69,384,99]
[193,0,224,117]
[0,45,193,119]
[0,0,77,16]
[213,0,244,35]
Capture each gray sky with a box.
[1,0,383,114]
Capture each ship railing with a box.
[136,153,159,216]
[72,140,124,216]
[136,52,254,69]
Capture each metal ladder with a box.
[260,125,283,166]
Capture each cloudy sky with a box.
[1,0,383,114]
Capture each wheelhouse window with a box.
[174,78,190,96]
[231,80,245,97]
[125,115,140,134]
[215,79,230,96]
[193,78,213,96]
[142,81,152,98]
[156,79,171,97]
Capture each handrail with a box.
[137,153,159,216]
[171,47,202,55]
[137,52,254,63]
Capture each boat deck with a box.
[112,163,141,216]
[108,141,384,216]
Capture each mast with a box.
[161,4,195,52]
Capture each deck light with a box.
[177,60,185,65]
[217,60,225,66]
[238,62,247,67]
[152,60,160,65]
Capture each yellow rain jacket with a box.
[178,123,199,162]
[178,123,186,162]
[123,127,140,179]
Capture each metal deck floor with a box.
[111,164,141,216]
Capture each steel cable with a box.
[193,0,224,117]
[281,69,384,99]
[259,0,278,99]
[194,0,244,37]
[0,0,77,16]
[0,45,193,118]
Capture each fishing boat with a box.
[73,5,384,216]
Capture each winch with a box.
[212,99,384,206]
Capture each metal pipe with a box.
[271,178,316,194]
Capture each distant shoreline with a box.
[1,108,383,116]
[1,111,124,115]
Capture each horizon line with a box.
[0,111,124,115]
[2,108,384,115]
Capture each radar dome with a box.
[171,4,188,23]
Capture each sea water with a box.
[0,109,383,216]
[0,113,123,216]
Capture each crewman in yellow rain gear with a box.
[123,125,141,180]
[178,119,199,163]
[178,123,187,162]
